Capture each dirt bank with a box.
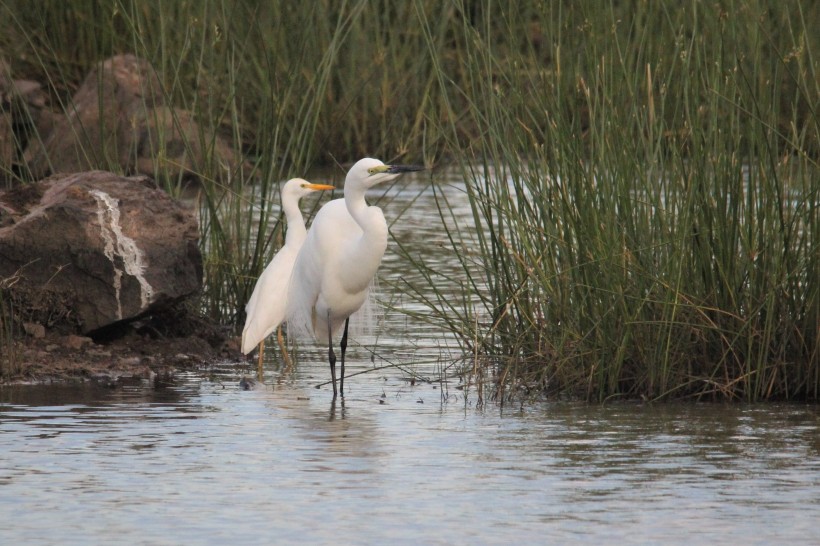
[2,309,243,385]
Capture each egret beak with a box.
[386,164,425,174]
[304,183,336,191]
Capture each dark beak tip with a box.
[389,164,426,174]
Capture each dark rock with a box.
[0,170,202,334]
[20,54,245,182]
[1,58,54,174]
[23,54,165,178]
[133,106,244,182]
[23,322,46,338]
[62,335,93,350]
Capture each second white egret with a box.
[241,178,335,366]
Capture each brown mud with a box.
[2,308,243,386]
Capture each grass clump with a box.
[408,1,819,401]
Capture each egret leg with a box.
[339,317,350,396]
[276,326,292,369]
[327,309,337,397]
[256,339,265,381]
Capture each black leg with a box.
[339,317,350,396]
[327,309,337,397]
[328,397,337,421]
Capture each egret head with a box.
[282,178,335,200]
[347,158,424,189]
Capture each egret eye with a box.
[367,167,377,175]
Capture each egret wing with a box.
[241,245,298,354]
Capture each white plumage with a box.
[286,157,423,396]
[241,178,334,355]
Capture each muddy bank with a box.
[3,308,243,385]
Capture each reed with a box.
[407,0,819,401]
[0,275,20,378]
[0,1,816,400]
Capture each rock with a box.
[0,170,202,334]
[118,356,141,367]
[23,54,164,179]
[133,106,244,182]
[62,335,93,350]
[21,54,245,182]
[23,322,46,338]
[0,58,53,176]
[239,376,261,390]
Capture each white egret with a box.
[241,178,335,374]
[287,158,424,396]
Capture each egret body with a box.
[241,178,334,364]
[287,158,423,396]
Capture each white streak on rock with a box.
[90,189,154,319]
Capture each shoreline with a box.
[1,313,242,386]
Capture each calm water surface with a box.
[1,375,818,545]
[2,172,819,544]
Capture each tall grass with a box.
[0,0,453,326]
[0,281,15,378]
[407,1,819,401]
[0,1,816,400]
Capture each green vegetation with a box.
[409,1,818,401]
[0,1,816,400]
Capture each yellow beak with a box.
[304,183,336,191]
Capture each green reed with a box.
[0,1,816,399]
[407,0,818,401]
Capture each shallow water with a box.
[2,172,819,544]
[1,373,818,545]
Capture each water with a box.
[2,172,819,544]
[1,376,818,545]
